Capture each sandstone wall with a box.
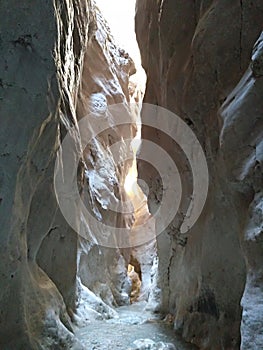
[135,1,263,348]
[75,6,136,308]
[0,1,135,348]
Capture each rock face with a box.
[1,0,262,348]
[58,3,136,309]
[135,1,263,349]
[0,0,136,348]
[222,33,263,350]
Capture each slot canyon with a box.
[0,1,262,349]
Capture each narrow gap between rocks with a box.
[1,0,262,349]
[72,1,196,349]
[91,0,156,307]
[94,0,155,307]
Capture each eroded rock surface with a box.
[75,4,136,309]
[220,32,263,349]
[0,1,137,348]
[135,1,263,348]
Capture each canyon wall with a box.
[0,1,136,348]
[135,0,263,349]
[75,5,136,309]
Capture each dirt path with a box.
[72,302,197,350]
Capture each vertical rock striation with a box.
[135,0,263,348]
[0,0,136,348]
[220,32,263,350]
[75,5,136,308]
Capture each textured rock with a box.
[220,32,263,349]
[1,0,262,348]
[131,338,176,350]
[0,1,83,348]
[129,181,156,302]
[74,4,136,309]
[0,0,136,348]
[136,1,263,348]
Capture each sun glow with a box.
[95,0,146,87]
[124,160,138,195]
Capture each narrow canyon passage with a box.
[0,1,263,350]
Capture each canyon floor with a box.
[72,302,197,350]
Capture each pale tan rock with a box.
[136,1,263,348]
[75,4,137,308]
[0,0,136,348]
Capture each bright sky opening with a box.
[95,0,146,86]
[95,0,146,197]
